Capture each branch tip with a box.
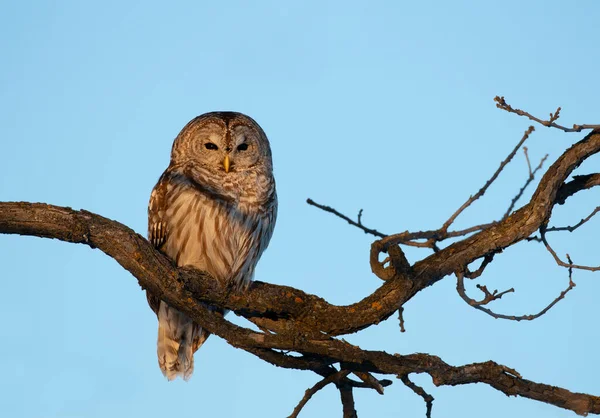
[400,374,434,418]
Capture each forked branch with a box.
[494,96,600,132]
[1,102,600,417]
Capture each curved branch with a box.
[1,133,599,341]
[408,130,600,286]
[288,370,351,418]
[1,129,600,416]
[1,199,600,415]
[555,173,600,205]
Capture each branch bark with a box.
[1,130,599,416]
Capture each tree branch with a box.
[1,197,600,415]
[400,374,434,418]
[494,96,600,132]
[503,149,548,219]
[306,198,387,238]
[1,133,599,339]
[338,383,358,418]
[288,370,351,418]
[440,126,534,232]
[1,129,600,416]
[456,269,576,321]
[547,206,600,233]
[555,174,600,205]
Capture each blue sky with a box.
[1,1,599,417]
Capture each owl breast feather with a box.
[161,184,268,289]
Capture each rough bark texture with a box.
[1,129,599,416]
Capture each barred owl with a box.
[146,112,277,380]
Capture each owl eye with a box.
[204,142,218,150]
[237,143,248,151]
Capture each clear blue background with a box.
[1,1,599,417]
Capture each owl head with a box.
[170,112,273,175]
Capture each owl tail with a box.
[157,301,209,381]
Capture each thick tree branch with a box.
[1,197,600,415]
[338,383,358,418]
[1,133,599,340]
[1,128,600,415]
[555,174,600,205]
[407,130,600,289]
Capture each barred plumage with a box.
[147,112,277,380]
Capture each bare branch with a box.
[288,370,351,418]
[306,198,386,238]
[503,151,549,219]
[307,203,498,250]
[456,269,576,321]
[524,146,533,177]
[495,96,600,132]
[400,374,434,418]
[1,130,598,339]
[2,200,599,415]
[398,306,406,333]
[1,116,600,416]
[475,284,515,306]
[440,126,535,232]
[351,371,386,395]
[541,230,600,272]
[547,206,600,233]
[338,383,358,418]
[556,174,600,205]
[456,272,514,307]
[464,253,496,279]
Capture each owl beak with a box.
[223,155,231,173]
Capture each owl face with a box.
[171,112,272,175]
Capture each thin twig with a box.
[440,126,535,232]
[474,284,515,306]
[546,207,600,233]
[524,147,533,177]
[494,96,600,132]
[344,377,393,390]
[306,199,386,238]
[503,152,549,219]
[525,235,543,243]
[456,271,576,321]
[338,362,389,395]
[288,370,351,418]
[307,199,497,249]
[400,374,434,418]
[351,372,385,395]
[398,307,406,333]
[308,199,498,250]
[540,230,600,271]
[464,253,496,279]
[456,271,514,306]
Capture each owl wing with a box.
[146,171,172,316]
[148,172,171,248]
